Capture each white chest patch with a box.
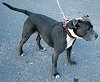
[66,34,75,49]
[65,28,83,49]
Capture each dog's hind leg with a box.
[19,32,33,56]
[19,18,34,56]
[36,33,46,51]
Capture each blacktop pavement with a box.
[0,0,100,82]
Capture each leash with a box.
[56,0,74,38]
[56,0,67,20]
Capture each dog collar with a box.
[63,21,75,38]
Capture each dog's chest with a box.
[66,35,75,49]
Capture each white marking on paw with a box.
[55,75,60,79]
[21,53,25,56]
[40,48,46,52]
[29,63,33,65]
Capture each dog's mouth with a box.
[83,33,98,41]
[72,27,98,41]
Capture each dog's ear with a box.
[72,19,79,26]
[67,19,82,29]
[82,15,89,19]
[72,19,82,29]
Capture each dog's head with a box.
[67,15,98,41]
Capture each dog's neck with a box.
[66,29,83,49]
[63,21,83,49]
[65,26,83,49]
[63,23,74,38]
[63,21,83,39]
[68,29,83,39]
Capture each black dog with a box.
[3,3,98,78]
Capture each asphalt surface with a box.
[0,0,100,82]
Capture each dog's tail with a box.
[3,2,32,16]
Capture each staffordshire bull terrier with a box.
[3,2,98,78]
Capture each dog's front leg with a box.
[66,46,77,65]
[52,53,60,78]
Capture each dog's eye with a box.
[75,24,80,28]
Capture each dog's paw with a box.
[74,78,79,82]
[55,74,60,79]
[20,53,26,56]
[54,73,60,79]
[40,48,46,52]
[68,60,77,65]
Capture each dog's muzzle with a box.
[83,31,98,41]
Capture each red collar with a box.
[63,21,75,38]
